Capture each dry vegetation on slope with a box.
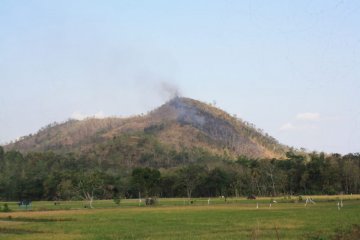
[5,97,288,159]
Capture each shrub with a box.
[145,198,157,206]
[1,203,11,212]
[113,196,121,205]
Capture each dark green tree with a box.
[0,146,4,162]
[131,168,161,197]
[177,165,206,199]
[205,168,230,199]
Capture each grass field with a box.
[0,195,359,240]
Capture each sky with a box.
[1,0,359,154]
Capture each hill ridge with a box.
[4,97,288,159]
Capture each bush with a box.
[113,196,121,205]
[1,203,11,212]
[145,198,157,206]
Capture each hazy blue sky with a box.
[1,0,359,154]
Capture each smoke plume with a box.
[159,82,181,100]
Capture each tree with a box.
[159,173,178,198]
[177,165,206,199]
[77,171,104,208]
[283,152,306,194]
[205,168,230,199]
[1,150,25,200]
[0,146,4,162]
[131,168,161,197]
[57,179,76,200]
[226,163,248,197]
[0,146,4,180]
[342,154,360,194]
[260,160,277,196]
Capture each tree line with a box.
[0,146,359,201]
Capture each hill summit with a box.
[5,97,288,161]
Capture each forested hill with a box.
[1,98,360,201]
[4,97,288,164]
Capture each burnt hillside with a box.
[4,97,288,160]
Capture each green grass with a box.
[0,195,359,240]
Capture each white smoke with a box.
[71,111,106,120]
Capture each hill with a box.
[4,97,288,165]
